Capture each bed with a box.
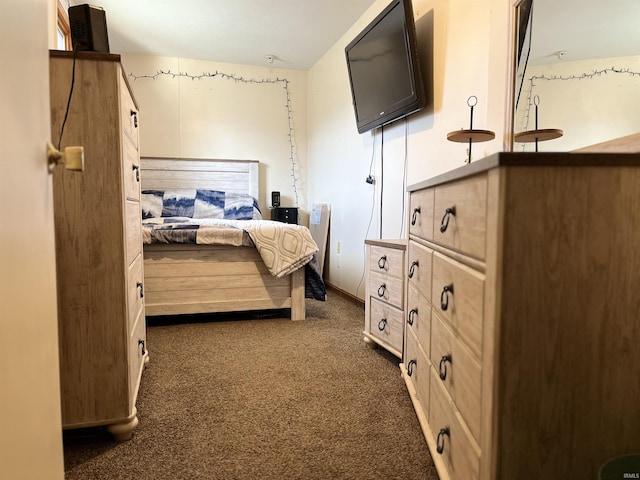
[140,157,325,320]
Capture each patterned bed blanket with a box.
[142,217,319,278]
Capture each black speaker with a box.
[271,191,281,207]
[69,4,110,53]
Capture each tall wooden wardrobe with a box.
[49,50,147,440]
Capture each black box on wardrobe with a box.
[69,4,110,53]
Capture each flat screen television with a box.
[345,0,425,134]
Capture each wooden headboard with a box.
[140,157,259,199]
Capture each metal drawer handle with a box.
[407,359,416,377]
[137,281,144,298]
[377,255,387,269]
[138,339,146,355]
[440,284,453,311]
[439,354,452,381]
[408,308,418,326]
[131,110,138,128]
[132,164,140,182]
[440,206,456,233]
[377,284,387,298]
[377,318,387,332]
[408,260,419,279]
[436,427,450,454]
[411,206,421,225]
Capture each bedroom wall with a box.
[120,54,309,222]
[307,0,511,298]
[515,54,640,152]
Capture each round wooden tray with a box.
[447,129,496,143]
[514,128,563,143]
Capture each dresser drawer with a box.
[407,284,431,359]
[122,135,141,201]
[128,308,146,408]
[369,298,404,352]
[429,368,480,480]
[431,252,484,359]
[407,241,433,301]
[369,271,404,309]
[125,199,143,267]
[120,75,139,150]
[432,174,487,260]
[405,327,430,415]
[431,312,482,443]
[409,188,434,241]
[127,253,144,331]
[370,245,404,279]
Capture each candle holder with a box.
[514,96,563,152]
[447,96,496,164]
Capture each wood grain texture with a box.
[432,173,487,260]
[407,283,432,359]
[143,244,296,316]
[369,298,404,353]
[431,252,485,360]
[50,53,146,433]
[405,154,640,479]
[572,132,640,153]
[364,240,406,357]
[409,188,435,240]
[496,165,640,479]
[431,312,482,444]
[428,368,481,480]
[141,157,259,199]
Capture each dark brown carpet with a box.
[63,293,438,479]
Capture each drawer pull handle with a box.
[132,164,140,182]
[407,359,416,377]
[377,255,388,269]
[411,207,421,225]
[439,206,456,233]
[408,260,419,279]
[408,308,418,326]
[436,427,450,454]
[137,281,144,298]
[440,284,453,311]
[377,318,387,331]
[138,339,146,355]
[131,110,138,128]
[439,354,452,380]
[377,284,387,298]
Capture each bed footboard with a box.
[143,244,305,320]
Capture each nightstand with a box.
[271,207,298,224]
[363,239,406,358]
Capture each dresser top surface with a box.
[365,238,407,250]
[408,151,640,192]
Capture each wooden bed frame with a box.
[140,157,305,320]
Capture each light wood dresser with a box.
[364,239,406,358]
[49,51,148,440]
[401,152,640,479]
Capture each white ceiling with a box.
[527,0,640,65]
[67,1,640,70]
[69,0,379,70]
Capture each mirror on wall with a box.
[511,0,640,152]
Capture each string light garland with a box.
[520,66,640,132]
[128,69,300,207]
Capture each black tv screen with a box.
[345,0,425,134]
